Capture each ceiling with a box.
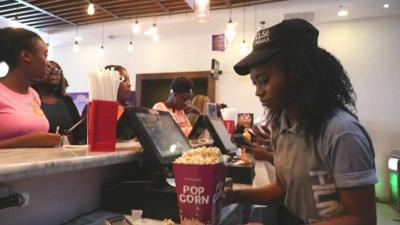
[0,0,282,30]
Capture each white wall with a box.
[2,1,400,200]
[317,17,400,200]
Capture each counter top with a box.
[0,141,143,182]
[65,204,242,225]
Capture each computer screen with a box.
[204,102,217,117]
[206,116,237,153]
[136,112,190,158]
[120,108,192,166]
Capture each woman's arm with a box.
[0,132,61,149]
[225,182,285,205]
[313,185,376,225]
[245,145,274,164]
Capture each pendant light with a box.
[99,23,105,55]
[87,0,95,15]
[128,28,133,52]
[195,0,210,23]
[73,26,79,52]
[337,5,348,17]
[132,19,141,34]
[224,7,237,46]
[239,6,250,56]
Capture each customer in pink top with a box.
[0,27,60,149]
[153,77,200,137]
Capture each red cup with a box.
[223,120,235,135]
[173,163,226,225]
[87,100,118,152]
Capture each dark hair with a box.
[268,47,357,140]
[104,65,127,74]
[31,60,64,97]
[0,27,42,69]
[170,77,194,93]
[50,61,65,96]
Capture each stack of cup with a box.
[220,108,238,135]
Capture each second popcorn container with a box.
[173,147,226,225]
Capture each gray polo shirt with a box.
[272,109,377,224]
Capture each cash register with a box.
[102,108,252,222]
[102,107,191,222]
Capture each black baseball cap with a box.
[234,19,319,75]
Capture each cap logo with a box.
[254,29,270,46]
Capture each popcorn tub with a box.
[173,162,226,225]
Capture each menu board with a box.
[136,112,191,158]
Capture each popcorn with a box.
[174,147,223,165]
[181,218,206,225]
[162,219,176,225]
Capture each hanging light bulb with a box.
[99,45,105,55]
[99,23,105,55]
[150,23,158,34]
[337,5,348,17]
[195,0,210,22]
[10,17,21,28]
[152,33,160,42]
[87,0,95,15]
[10,3,21,28]
[73,40,79,52]
[224,7,237,46]
[128,28,134,52]
[239,40,250,56]
[239,6,249,56]
[145,23,158,36]
[74,25,82,42]
[127,42,133,52]
[132,20,141,34]
[225,19,237,43]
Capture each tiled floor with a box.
[378,202,400,225]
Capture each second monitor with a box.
[189,115,237,155]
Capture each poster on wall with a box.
[212,34,225,51]
[68,92,89,115]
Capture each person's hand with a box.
[25,132,61,148]
[251,125,271,140]
[245,145,264,159]
[222,187,238,206]
[245,144,274,163]
[60,129,73,144]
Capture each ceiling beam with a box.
[150,0,170,13]
[38,1,84,10]
[225,0,231,7]
[3,11,42,17]
[1,9,37,18]
[14,0,76,25]
[17,15,51,23]
[36,22,70,29]
[95,3,123,20]
[25,20,67,27]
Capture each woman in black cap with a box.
[225,19,376,225]
[153,77,199,136]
